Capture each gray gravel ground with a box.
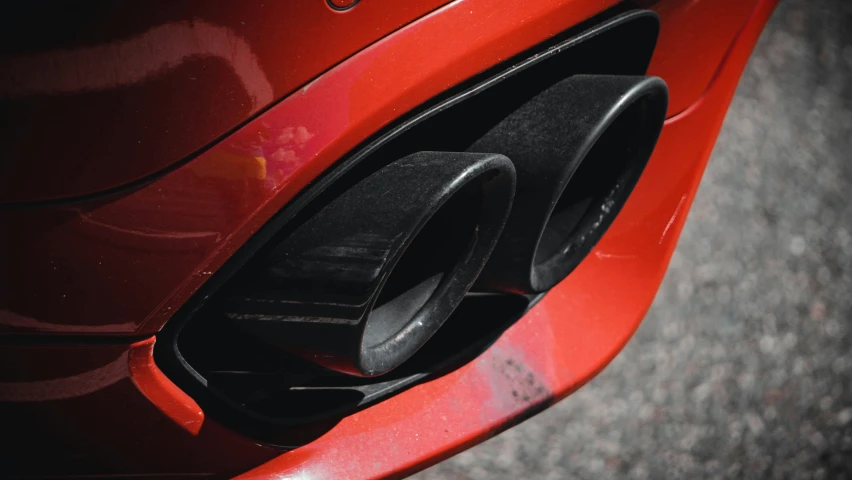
[414,0,852,478]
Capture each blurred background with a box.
[415,0,852,477]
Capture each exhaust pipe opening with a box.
[364,179,481,349]
[533,84,663,274]
[225,152,515,377]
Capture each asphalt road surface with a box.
[414,0,852,478]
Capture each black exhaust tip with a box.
[223,151,515,377]
[472,74,668,293]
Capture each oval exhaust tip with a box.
[472,74,669,294]
[224,151,516,377]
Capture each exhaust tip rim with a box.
[354,153,516,377]
[528,75,669,291]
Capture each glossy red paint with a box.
[648,0,762,116]
[0,0,779,476]
[0,0,451,204]
[128,337,204,436]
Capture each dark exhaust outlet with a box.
[224,152,515,377]
[472,74,668,293]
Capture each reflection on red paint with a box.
[0,351,128,402]
[0,0,452,203]
[1,21,273,104]
[649,0,760,115]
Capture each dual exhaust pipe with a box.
[225,75,668,377]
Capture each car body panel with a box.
[649,0,761,116]
[0,0,452,204]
